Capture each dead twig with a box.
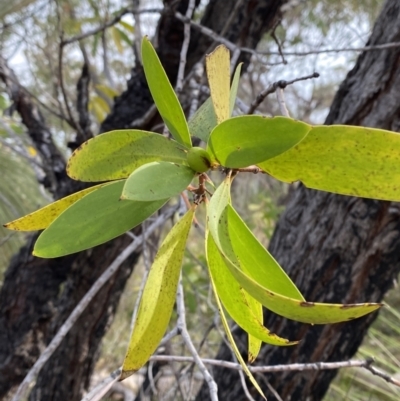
[247,72,319,114]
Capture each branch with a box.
[175,12,238,52]
[11,206,178,401]
[275,87,290,117]
[132,0,143,64]
[364,363,400,387]
[173,14,400,65]
[270,19,287,65]
[56,6,80,135]
[63,10,129,45]
[73,63,93,147]
[61,8,163,46]
[176,278,219,401]
[259,42,400,57]
[175,0,196,93]
[82,368,122,401]
[247,72,319,114]
[149,355,400,388]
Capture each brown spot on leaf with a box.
[340,304,359,309]
[300,301,315,307]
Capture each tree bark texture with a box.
[196,0,400,400]
[0,1,286,400]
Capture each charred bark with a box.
[196,0,400,400]
[0,1,286,400]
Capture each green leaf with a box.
[207,116,311,168]
[214,208,381,324]
[246,296,262,363]
[224,205,304,300]
[259,124,400,201]
[209,266,266,400]
[33,180,167,258]
[188,63,242,143]
[121,161,195,201]
[4,184,107,231]
[67,130,188,182]
[229,62,242,116]
[206,231,297,346]
[206,45,230,124]
[142,37,191,147]
[188,98,217,143]
[207,176,232,251]
[208,177,381,324]
[121,207,194,378]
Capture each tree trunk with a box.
[0,1,286,400]
[196,0,400,400]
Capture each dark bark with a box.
[196,0,400,400]
[0,1,286,400]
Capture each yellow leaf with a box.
[95,84,119,99]
[206,45,230,124]
[119,20,135,33]
[111,26,124,53]
[89,95,110,122]
[4,184,107,231]
[209,270,266,399]
[121,207,195,379]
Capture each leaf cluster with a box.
[6,37,400,396]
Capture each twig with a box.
[132,1,143,64]
[275,87,290,117]
[238,363,257,401]
[364,363,400,387]
[56,7,80,134]
[160,327,179,346]
[11,206,177,401]
[129,222,152,331]
[257,42,400,57]
[148,360,159,396]
[221,326,257,401]
[176,278,219,401]
[129,103,157,128]
[61,8,163,46]
[270,19,287,65]
[75,63,93,145]
[62,8,128,45]
[188,63,204,119]
[247,72,319,114]
[266,382,283,401]
[148,355,400,388]
[175,12,238,52]
[174,13,400,64]
[101,28,115,88]
[175,0,196,93]
[230,48,241,74]
[81,368,122,401]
